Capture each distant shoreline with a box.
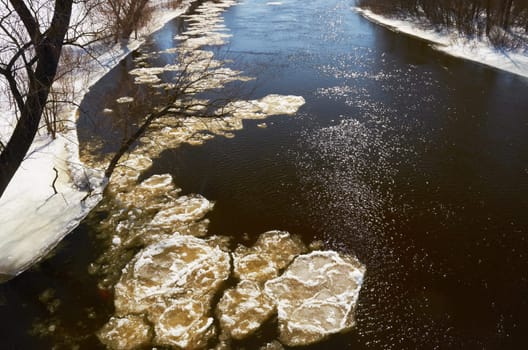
[355,7,528,79]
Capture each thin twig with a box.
[51,167,59,195]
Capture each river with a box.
[2,0,528,349]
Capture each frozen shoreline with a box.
[355,7,528,79]
[0,1,194,279]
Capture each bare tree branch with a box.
[9,0,42,41]
[0,0,74,198]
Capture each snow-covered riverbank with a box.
[0,0,194,279]
[355,7,528,79]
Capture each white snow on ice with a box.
[0,136,101,277]
[0,0,195,279]
[355,7,528,79]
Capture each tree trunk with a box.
[120,0,150,39]
[502,0,514,29]
[486,0,492,36]
[0,0,73,198]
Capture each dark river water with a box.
[2,0,528,349]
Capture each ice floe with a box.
[265,251,366,346]
[97,315,152,350]
[221,95,306,120]
[86,172,214,290]
[154,298,216,348]
[233,230,307,281]
[115,96,135,104]
[99,230,366,349]
[81,0,306,190]
[108,235,230,349]
[150,194,214,227]
[217,280,275,340]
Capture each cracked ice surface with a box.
[233,230,307,281]
[265,251,366,346]
[97,315,152,350]
[99,230,366,349]
[111,235,230,349]
[216,231,306,341]
[90,171,214,281]
[217,280,275,340]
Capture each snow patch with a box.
[0,1,195,279]
[0,135,103,278]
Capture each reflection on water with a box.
[2,0,528,349]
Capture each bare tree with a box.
[0,0,74,198]
[358,0,528,47]
[96,0,153,42]
[0,0,114,198]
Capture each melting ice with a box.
[99,231,366,349]
[91,1,366,349]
